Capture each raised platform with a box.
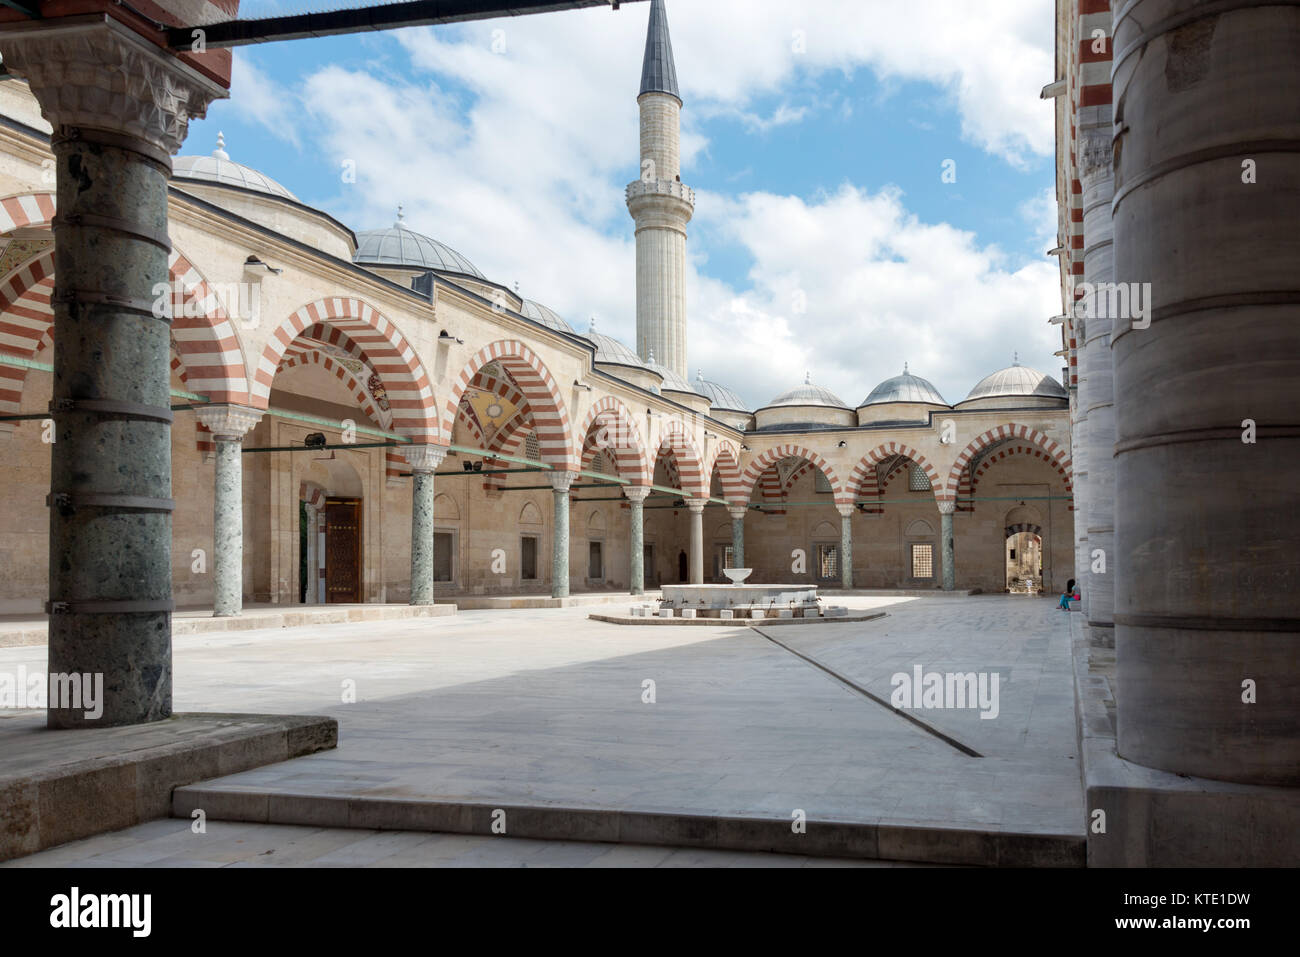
[0,709,337,862]
[589,611,887,627]
[0,602,456,649]
[448,591,661,610]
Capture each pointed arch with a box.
[943,424,1073,505]
[741,444,846,505]
[575,396,650,486]
[654,419,706,498]
[168,249,252,403]
[0,191,56,234]
[445,340,573,469]
[706,440,744,504]
[254,298,438,442]
[849,442,943,509]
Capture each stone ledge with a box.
[0,711,337,862]
[169,788,1083,867]
[1071,620,1300,867]
[587,611,887,627]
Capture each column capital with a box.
[727,505,748,522]
[685,498,707,514]
[0,15,229,161]
[547,470,578,492]
[402,444,448,473]
[835,503,856,519]
[622,485,652,504]
[937,498,957,515]
[195,403,263,441]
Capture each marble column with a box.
[939,501,955,591]
[686,499,705,584]
[0,19,225,728]
[1111,0,1300,785]
[195,405,263,617]
[727,505,746,570]
[837,504,854,590]
[402,446,447,605]
[549,471,576,598]
[624,486,650,595]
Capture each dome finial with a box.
[1013,351,1019,366]
[212,131,229,161]
[394,205,405,229]
[804,370,811,385]
[647,347,655,364]
[589,317,597,334]
[903,361,908,375]
[697,368,703,381]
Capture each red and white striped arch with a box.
[445,340,573,469]
[254,298,439,443]
[168,250,251,404]
[706,440,745,504]
[848,442,943,508]
[171,352,216,460]
[654,419,706,498]
[943,425,1073,505]
[0,248,53,416]
[278,349,391,430]
[0,191,56,235]
[742,444,847,506]
[969,442,1075,511]
[574,396,650,486]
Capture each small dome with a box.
[861,365,948,407]
[764,372,849,410]
[964,361,1067,401]
[645,350,693,392]
[520,299,574,333]
[172,132,298,201]
[694,370,748,412]
[354,209,485,279]
[583,321,645,368]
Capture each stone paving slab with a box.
[0,710,336,862]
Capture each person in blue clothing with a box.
[1059,579,1076,610]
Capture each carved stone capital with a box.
[547,470,578,493]
[835,503,856,519]
[622,485,652,504]
[686,498,707,514]
[937,498,957,515]
[0,15,228,160]
[195,404,263,441]
[402,444,448,473]
[727,505,748,522]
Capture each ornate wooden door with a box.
[324,499,361,603]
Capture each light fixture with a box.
[573,380,592,392]
[244,255,282,275]
[462,461,473,472]
[438,330,464,344]
[838,440,848,448]
[741,444,751,451]
[473,461,482,472]
[304,432,327,449]
[1046,245,1065,257]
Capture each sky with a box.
[185,0,1064,412]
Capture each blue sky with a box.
[186,0,1062,410]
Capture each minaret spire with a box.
[628,0,694,380]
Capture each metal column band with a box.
[51,125,174,174]
[49,398,174,423]
[46,492,175,512]
[45,599,175,615]
[50,212,172,253]
[53,290,172,323]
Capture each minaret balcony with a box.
[625,178,696,206]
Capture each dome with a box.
[354,211,485,279]
[645,351,694,392]
[860,364,949,407]
[172,133,298,201]
[964,361,1067,401]
[583,321,645,368]
[520,299,574,333]
[763,372,849,410]
[694,370,748,411]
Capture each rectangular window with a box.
[434,531,454,583]
[588,540,603,580]
[909,465,932,491]
[521,535,538,581]
[911,543,934,579]
[817,544,839,580]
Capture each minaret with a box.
[627,0,695,380]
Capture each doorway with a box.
[324,498,362,603]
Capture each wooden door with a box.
[324,498,362,603]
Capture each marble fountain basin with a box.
[659,583,820,618]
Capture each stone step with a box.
[170,786,1084,867]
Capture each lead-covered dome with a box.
[963,362,1067,402]
[173,133,298,201]
[584,323,645,368]
[694,370,748,412]
[354,214,485,279]
[764,373,850,410]
[520,299,575,333]
[755,372,855,431]
[645,350,694,393]
[860,365,948,407]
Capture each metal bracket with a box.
[53,290,170,323]
[46,492,174,512]
[48,398,174,423]
[46,599,174,615]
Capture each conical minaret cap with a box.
[639,0,681,103]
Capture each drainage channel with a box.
[750,625,983,758]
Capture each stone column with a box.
[1111,0,1300,784]
[624,486,650,595]
[939,501,955,591]
[195,405,263,617]
[402,445,447,605]
[549,471,576,598]
[727,505,746,569]
[686,498,705,584]
[1078,127,1116,629]
[0,17,225,728]
[837,504,854,590]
